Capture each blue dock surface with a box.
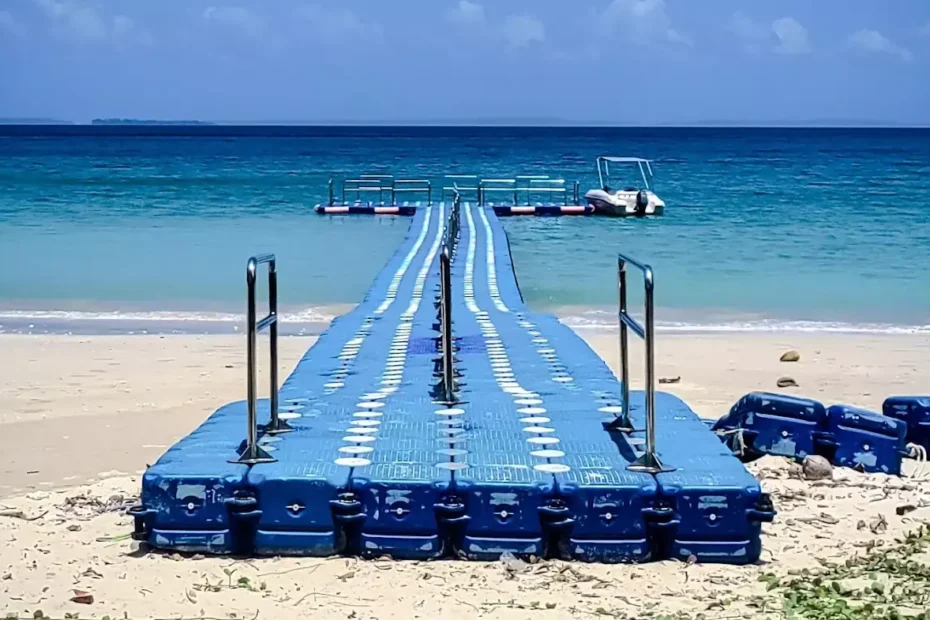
[134,202,774,564]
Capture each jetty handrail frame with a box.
[234,254,286,465]
[440,175,580,206]
[337,175,433,206]
[616,253,670,474]
[438,191,461,403]
[477,177,580,206]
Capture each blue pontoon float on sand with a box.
[131,177,928,564]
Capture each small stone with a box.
[896,504,917,516]
[801,455,833,480]
[70,589,94,605]
[777,377,798,388]
[225,364,234,369]
[66,524,81,532]
[780,350,800,362]
[658,376,681,384]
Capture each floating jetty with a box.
[314,174,597,216]
[132,188,778,564]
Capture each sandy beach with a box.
[2,331,926,497]
[1,330,928,618]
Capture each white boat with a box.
[584,156,665,217]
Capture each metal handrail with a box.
[442,175,479,201]
[442,174,581,205]
[475,176,580,206]
[233,254,287,465]
[615,253,671,474]
[342,178,392,204]
[393,179,432,205]
[437,191,461,403]
[339,176,433,205]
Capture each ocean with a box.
[1,125,928,335]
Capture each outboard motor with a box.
[634,190,649,217]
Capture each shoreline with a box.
[1,310,927,337]
[1,330,927,498]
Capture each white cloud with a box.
[849,29,912,62]
[34,0,151,45]
[447,0,485,26]
[600,0,691,46]
[728,13,814,56]
[297,4,382,42]
[35,0,107,41]
[447,2,545,50]
[0,10,27,38]
[772,17,811,55]
[203,6,264,39]
[502,14,544,49]
[112,16,153,46]
[726,12,769,53]
[727,12,766,41]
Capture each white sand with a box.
[0,331,928,618]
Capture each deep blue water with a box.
[1,125,928,334]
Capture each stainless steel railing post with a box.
[616,252,671,474]
[617,258,632,432]
[266,260,288,435]
[234,254,286,465]
[643,267,657,465]
[440,247,454,403]
[244,259,260,461]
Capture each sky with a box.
[1,0,929,124]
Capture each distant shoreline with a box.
[90,119,215,126]
[2,120,929,129]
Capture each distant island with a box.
[91,119,215,126]
[0,118,73,125]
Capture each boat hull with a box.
[584,189,665,217]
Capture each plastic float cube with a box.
[713,392,827,460]
[823,405,908,475]
[883,396,930,452]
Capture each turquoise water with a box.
[1,126,928,334]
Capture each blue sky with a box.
[1,0,929,123]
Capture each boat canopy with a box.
[596,156,654,191]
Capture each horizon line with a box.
[3,120,930,129]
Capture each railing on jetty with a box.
[234,253,288,465]
[436,191,461,404]
[325,172,581,207]
[328,175,433,206]
[442,175,580,206]
[611,253,672,474]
